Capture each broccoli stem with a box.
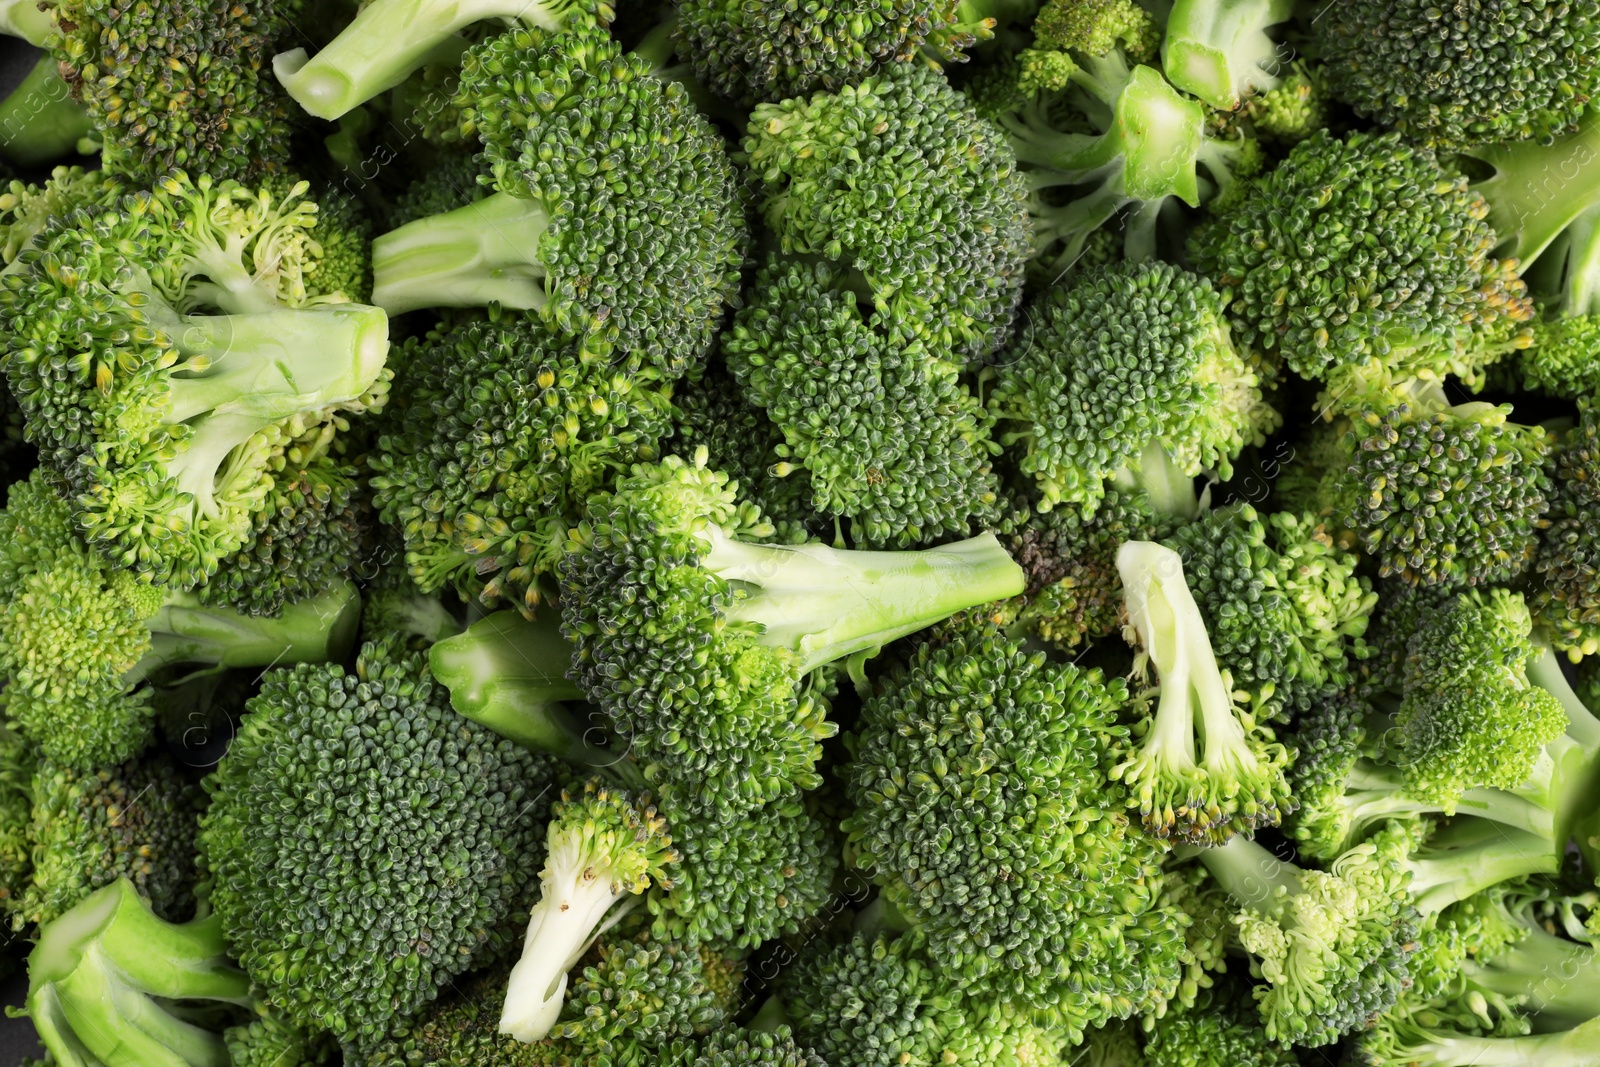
[272,0,574,121]
[1341,760,1557,844]
[370,191,552,315]
[1528,646,1600,751]
[1162,0,1293,110]
[1465,923,1600,1032]
[1403,819,1560,916]
[1470,110,1600,267]
[701,530,1025,674]
[1393,1016,1600,1067]
[27,880,253,1067]
[0,57,93,168]
[134,582,362,683]
[1112,441,1201,521]
[0,0,53,46]
[428,610,642,777]
[1192,833,1306,916]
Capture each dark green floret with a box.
[744,62,1032,363]
[1534,405,1600,658]
[197,640,565,1056]
[388,153,489,229]
[721,255,1002,548]
[1142,974,1298,1067]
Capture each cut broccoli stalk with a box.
[0,0,52,45]
[704,529,1024,674]
[1372,1013,1600,1067]
[428,610,640,777]
[135,581,362,684]
[273,0,591,121]
[26,878,255,1067]
[499,781,675,1043]
[1112,540,1291,844]
[1468,109,1600,268]
[369,191,551,315]
[0,57,94,168]
[1162,0,1293,110]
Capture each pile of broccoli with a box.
[0,0,1598,1065]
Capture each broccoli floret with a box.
[372,26,747,379]
[372,308,673,613]
[198,640,566,1055]
[1236,59,1325,144]
[0,175,391,589]
[989,261,1278,519]
[744,62,1031,363]
[558,451,1024,822]
[0,165,120,266]
[498,780,676,1042]
[225,1011,338,1067]
[1515,198,1600,397]
[0,56,93,169]
[1533,408,1600,660]
[49,0,299,182]
[842,624,1188,1034]
[271,0,606,121]
[388,152,488,229]
[1030,0,1159,64]
[1111,540,1294,845]
[24,878,324,1066]
[669,361,822,546]
[12,752,202,931]
[1190,130,1534,385]
[1166,505,1375,726]
[301,181,375,303]
[1314,0,1600,149]
[0,470,363,767]
[781,930,1073,1066]
[0,727,31,914]
[1142,975,1298,1067]
[675,0,1039,108]
[1160,0,1295,111]
[721,255,1003,548]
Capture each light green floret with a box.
[0,174,390,589]
[1111,541,1293,846]
[989,261,1277,519]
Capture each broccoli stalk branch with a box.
[1403,818,1561,916]
[0,57,94,168]
[1463,922,1600,1032]
[134,581,363,684]
[0,0,52,46]
[1377,1015,1600,1067]
[1469,109,1600,268]
[369,192,552,315]
[1162,0,1293,110]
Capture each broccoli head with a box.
[1534,405,1600,659]
[1141,974,1299,1067]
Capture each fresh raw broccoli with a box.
[1294,369,1552,588]
[841,623,1189,1035]
[720,255,1003,548]
[47,0,300,182]
[271,0,606,121]
[1160,0,1295,111]
[197,640,567,1056]
[387,152,487,229]
[372,25,747,378]
[0,175,391,589]
[1314,0,1600,149]
[0,56,93,168]
[557,451,1025,822]
[1110,539,1294,845]
[1531,409,1600,658]
[743,62,1032,363]
[1166,504,1375,726]
[1190,130,1534,385]
[25,877,328,1067]
[0,165,120,266]
[0,727,31,915]
[1141,974,1298,1067]
[779,929,1074,1066]
[1356,996,1600,1066]
[10,752,202,931]
[0,0,51,42]
[669,361,822,546]
[0,469,363,767]
[988,261,1278,519]
[674,0,1039,107]
[371,308,673,613]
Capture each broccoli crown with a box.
[721,255,1003,548]
[0,166,122,266]
[843,625,1186,1029]
[1328,380,1552,588]
[1283,687,1376,861]
[550,933,727,1051]
[1142,976,1298,1067]
[648,789,839,950]
[388,152,488,230]
[782,931,1073,1067]
[744,63,1032,363]
[372,309,673,614]
[1200,825,1419,1047]
[989,261,1277,517]
[362,961,543,1067]
[1167,504,1374,725]
[197,448,365,617]
[1523,313,1600,398]
[198,641,563,1055]
[1190,130,1534,384]
[675,0,997,108]
[668,362,821,546]
[224,1011,337,1067]
[668,1027,829,1067]
[301,182,375,304]
[369,24,748,377]
[50,0,298,182]
[0,174,390,589]
[1393,588,1567,808]
[14,753,203,931]
[1032,0,1158,60]
[1314,0,1600,149]
[1534,406,1600,658]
